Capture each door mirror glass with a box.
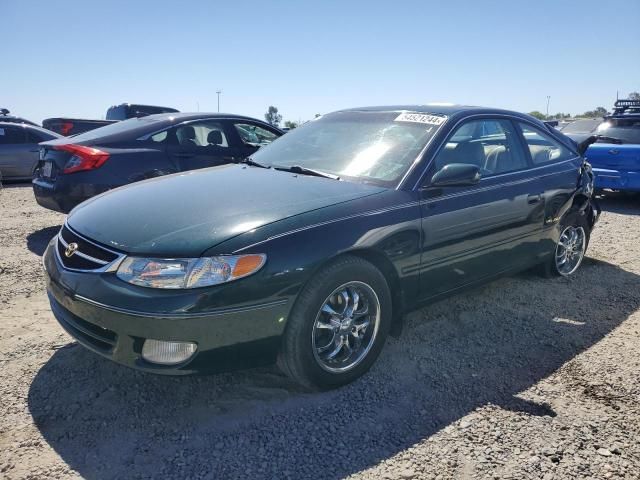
[430,163,481,187]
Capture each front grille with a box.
[57,224,121,271]
[51,295,117,353]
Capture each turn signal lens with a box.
[232,254,267,278]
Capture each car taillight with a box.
[55,144,110,174]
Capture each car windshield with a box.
[560,119,602,134]
[596,119,640,144]
[250,110,446,186]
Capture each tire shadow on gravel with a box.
[26,225,61,256]
[27,258,640,480]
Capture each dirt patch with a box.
[1,185,639,479]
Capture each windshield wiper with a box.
[274,164,340,180]
[240,157,270,169]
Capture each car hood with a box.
[67,164,386,256]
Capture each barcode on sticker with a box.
[394,113,447,126]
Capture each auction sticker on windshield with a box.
[394,113,447,126]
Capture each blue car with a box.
[583,100,640,193]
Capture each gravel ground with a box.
[1,183,639,480]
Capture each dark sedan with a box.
[43,105,599,390]
[0,122,61,181]
[32,113,282,213]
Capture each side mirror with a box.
[430,163,481,187]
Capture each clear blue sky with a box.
[4,0,639,124]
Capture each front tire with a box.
[278,256,392,390]
[544,207,590,277]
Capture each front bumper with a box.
[43,241,290,374]
[593,168,640,192]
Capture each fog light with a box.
[141,339,197,365]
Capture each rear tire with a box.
[278,256,392,390]
[542,207,590,277]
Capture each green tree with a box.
[581,107,608,117]
[284,120,298,129]
[528,111,546,120]
[628,92,640,100]
[264,106,282,126]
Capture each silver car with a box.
[0,122,60,181]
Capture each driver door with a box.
[418,118,545,300]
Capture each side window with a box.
[26,130,44,143]
[175,121,229,148]
[433,119,527,176]
[150,131,168,143]
[518,123,575,165]
[234,123,278,146]
[0,126,27,145]
[136,130,168,144]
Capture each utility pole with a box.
[216,90,222,112]
[546,96,551,119]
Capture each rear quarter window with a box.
[70,117,163,142]
[519,123,576,165]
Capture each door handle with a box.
[222,156,236,162]
[173,153,195,158]
[527,194,542,204]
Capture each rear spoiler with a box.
[577,135,623,156]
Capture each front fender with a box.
[576,160,600,228]
[205,190,423,316]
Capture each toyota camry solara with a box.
[43,105,599,389]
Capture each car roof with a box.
[341,103,525,115]
[0,121,60,136]
[336,104,579,153]
[336,104,541,121]
[144,112,268,122]
[40,112,281,146]
[0,115,39,126]
[339,104,481,114]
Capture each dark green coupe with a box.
[43,105,599,389]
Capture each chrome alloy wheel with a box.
[555,225,586,276]
[312,281,380,373]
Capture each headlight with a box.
[116,254,266,289]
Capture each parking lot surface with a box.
[1,183,639,479]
